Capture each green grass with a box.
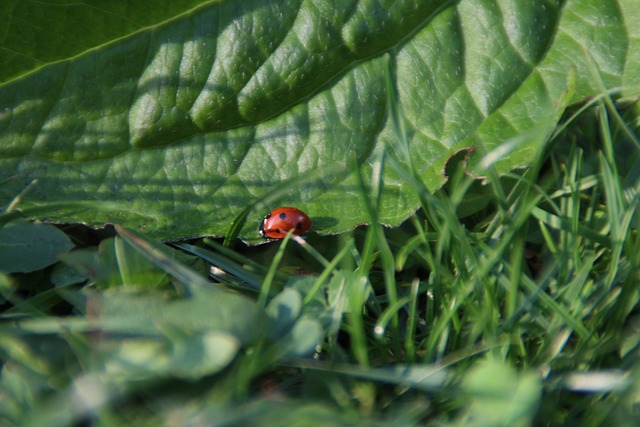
[1,95,640,426]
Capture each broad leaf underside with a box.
[0,0,637,241]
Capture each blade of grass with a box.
[303,243,351,306]
[404,278,420,363]
[114,225,211,291]
[174,242,264,291]
[257,231,295,308]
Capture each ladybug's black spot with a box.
[296,222,302,230]
[279,212,287,220]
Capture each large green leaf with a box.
[0,0,638,241]
[0,0,208,83]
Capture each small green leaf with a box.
[50,262,86,288]
[450,358,541,427]
[59,236,180,289]
[101,330,240,381]
[266,287,302,338]
[87,283,262,345]
[275,316,323,360]
[327,271,370,314]
[0,221,73,273]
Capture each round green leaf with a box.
[0,221,73,273]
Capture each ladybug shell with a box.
[259,207,312,239]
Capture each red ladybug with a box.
[259,207,312,239]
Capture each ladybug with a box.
[258,207,312,239]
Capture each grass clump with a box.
[1,95,639,427]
